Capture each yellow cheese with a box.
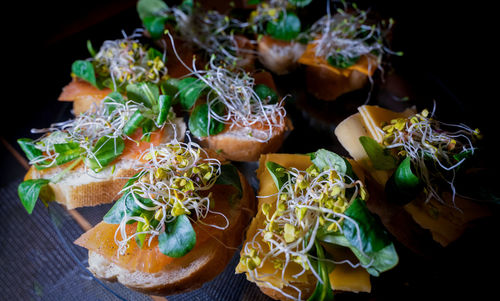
[236,153,371,294]
[335,105,491,247]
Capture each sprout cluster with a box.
[380,107,481,205]
[30,95,144,169]
[114,141,224,255]
[93,34,167,89]
[241,163,367,300]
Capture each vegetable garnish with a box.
[72,30,168,91]
[163,31,287,142]
[361,106,481,206]
[249,0,309,41]
[137,0,252,65]
[304,1,401,69]
[17,89,178,213]
[103,141,232,257]
[240,149,397,300]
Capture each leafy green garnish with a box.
[158,214,196,257]
[385,157,422,204]
[343,198,391,253]
[266,161,288,190]
[266,11,301,41]
[349,242,399,276]
[71,60,97,87]
[188,103,225,137]
[289,0,313,7]
[215,164,243,200]
[156,95,172,125]
[17,138,51,170]
[327,54,360,69]
[103,191,154,224]
[85,136,125,172]
[87,40,97,57]
[176,77,207,110]
[359,136,398,170]
[254,84,278,104]
[54,142,84,165]
[137,0,169,39]
[18,179,51,214]
[126,82,159,108]
[307,240,334,301]
[310,149,347,175]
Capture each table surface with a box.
[2,1,499,300]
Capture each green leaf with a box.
[289,0,313,7]
[87,40,97,57]
[103,191,154,224]
[349,242,399,276]
[266,161,288,190]
[188,103,225,137]
[310,149,347,174]
[126,82,159,108]
[17,138,42,162]
[85,136,125,172]
[254,84,278,104]
[246,0,261,5]
[453,149,474,162]
[147,47,163,61]
[71,60,97,87]
[307,240,334,301]
[327,54,360,69]
[54,142,83,165]
[141,119,155,142]
[343,198,391,253]
[161,78,180,99]
[123,110,146,136]
[157,95,172,125]
[359,136,398,170]
[177,77,207,110]
[18,179,51,214]
[143,15,168,40]
[136,211,155,248]
[385,157,422,205]
[137,0,168,20]
[215,164,243,200]
[266,11,301,41]
[102,91,125,113]
[158,214,196,257]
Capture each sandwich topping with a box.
[239,149,398,300]
[72,32,168,91]
[362,107,480,205]
[103,141,233,258]
[305,2,398,70]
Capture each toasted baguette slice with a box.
[298,43,378,101]
[236,154,372,301]
[58,78,113,115]
[200,116,293,162]
[257,36,306,75]
[24,119,186,209]
[334,105,491,248]
[77,170,255,296]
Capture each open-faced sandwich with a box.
[335,105,491,248]
[137,0,255,72]
[298,2,400,101]
[236,149,398,300]
[248,0,308,75]
[74,140,255,295]
[18,86,185,212]
[168,54,292,162]
[59,31,169,115]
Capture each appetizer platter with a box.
[9,0,499,300]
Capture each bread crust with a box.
[86,171,256,296]
[201,117,293,162]
[257,36,306,75]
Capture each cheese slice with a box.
[335,105,491,247]
[236,153,371,294]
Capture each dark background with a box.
[2,0,498,300]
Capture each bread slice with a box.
[257,36,306,75]
[200,116,293,162]
[78,170,256,296]
[24,118,186,209]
